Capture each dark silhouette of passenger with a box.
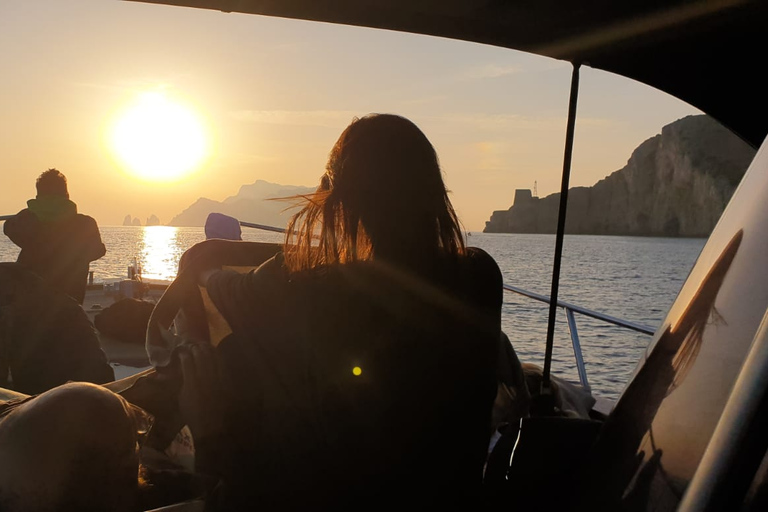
[0,262,115,394]
[172,114,504,510]
[4,169,106,305]
[0,380,204,512]
[204,213,241,241]
[0,383,144,512]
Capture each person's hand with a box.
[178,240,223,280]
[177,342,226,442]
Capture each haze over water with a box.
[0,227,705,400]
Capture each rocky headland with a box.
[484,115,756,237]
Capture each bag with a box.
[94,298,155,345]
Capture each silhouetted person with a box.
[4,169,106,304]
[0,383,144,512]
[172,114,503,510]
[0,262,115,394]
[204,213,242,241]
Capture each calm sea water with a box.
[473,233,705,400]
[0,226,705,400]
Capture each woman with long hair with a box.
[177,114,504,510]
[282,113,465,271]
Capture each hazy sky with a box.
[0,0,701,231]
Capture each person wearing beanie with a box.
[4,168,106,304]
[204,213,242,241]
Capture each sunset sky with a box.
[0,0,701,231]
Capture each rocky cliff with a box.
[122,215,144,226]
[484,115,756,237]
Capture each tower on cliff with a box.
[513,189,533,206]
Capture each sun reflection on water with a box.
[138,226,185,282]
[86,226,284,284]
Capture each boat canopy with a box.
[129,0,768,149]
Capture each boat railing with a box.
[234,220,658,394]
[503,284,655,393]
[0,214,655,395]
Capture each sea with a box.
[0,226,706,401]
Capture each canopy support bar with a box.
[540,62,581,404]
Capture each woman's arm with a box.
[198,268,220,288]
[203,254,287,335]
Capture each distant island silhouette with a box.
[122,215,142,226]
[484,115,756,237]
[122,214,160,226]
[168,180,315,228]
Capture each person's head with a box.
[205,212,242,240]
[284,113,464,271]
[35,169,69,199]
[0,383,144,512]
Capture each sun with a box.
[110,92,208,182]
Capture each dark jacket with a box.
[4,197,106,304]
[202,247,503,510]
[0,262,114,394]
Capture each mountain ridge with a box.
[168,179,315,228]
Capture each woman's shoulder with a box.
[463,247,502,277]
[423,247,502,299]
[456,247,503,300]
[464,246,496,263]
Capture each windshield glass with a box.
[3,0,750,400]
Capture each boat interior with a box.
[2,0,768,510]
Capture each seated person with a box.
[174,114,504,510]
[0,383,144,512]
[0,381,209,512]
[204,213,242,241]
[0,262,114,394]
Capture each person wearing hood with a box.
[4,169,106,304]
[204,213,242,241]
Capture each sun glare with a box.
[110,92,208,182]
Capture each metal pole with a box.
[238,221,286,234]
[565,308,591,392]
[540,63,581,404]
[239,220,322,240]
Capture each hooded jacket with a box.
[3,196,106,304]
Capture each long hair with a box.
[283,114,465,272]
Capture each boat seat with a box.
[484,416,602,511]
